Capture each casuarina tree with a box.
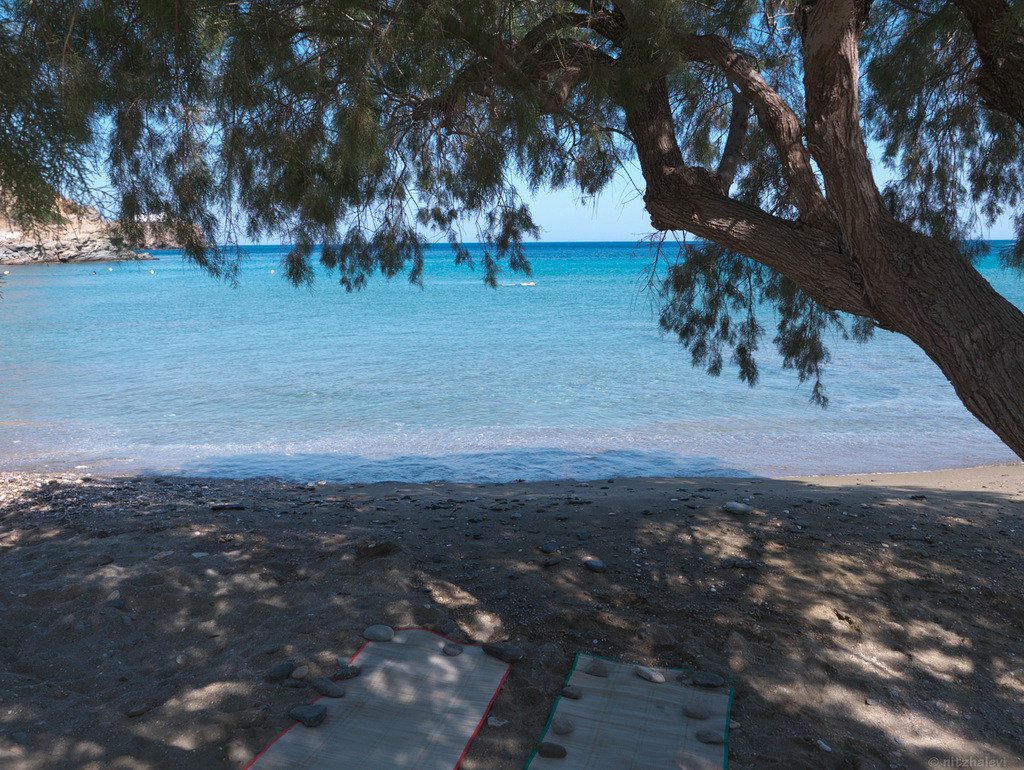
[5,0,1024,456]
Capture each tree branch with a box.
[715,89,750,194]
[679,33,834,228]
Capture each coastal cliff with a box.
[0,199,157,265]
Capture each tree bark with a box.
[623,0,1024,462]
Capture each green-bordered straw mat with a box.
[526,652,732,770]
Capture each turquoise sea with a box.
[1,242,1021,482]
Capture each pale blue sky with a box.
[521,162,1018,243]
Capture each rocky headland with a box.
[0,199,157,265]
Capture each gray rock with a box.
[363,625,395,641]
[333,663,362,680]
[482,643,525,664]
[560,685,582,699]
[105,598,125,609]
[634,665,666,683]
[583,559,607,573]
[539,542,560,554]
[584,659,609,677]
[724,501,751,514]
[282,679,306,688]
[268,661,295,682]
[542,555,564,567]
[537,741,567,758]
[10,732,27,745]
[696,730,724,745]
[290,665,308,680]
[683,705,710,720]
[311,677,345,698]
[551,717,575,735]
[289,704,327,727]
[495,589,508,600]
[691,671,726,688]
[442,642,464,656]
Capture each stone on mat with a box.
[560,685,582,699]
[634,665,666,683]
[583,659,609,677]
[442,642,464,656]
[683,704,710,720]
[537,741,568,758]
[696,730,724,745]
[691,671,726,688]
[333,663,362,680]
[551,716,575,735]
[311,677,345,698]
[363,625,395,641]
[289,704,327,727]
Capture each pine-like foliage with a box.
[3,0,1023,404]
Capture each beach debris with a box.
[696,730,724,745]
[537,741,568,758]
[724,501,751,514]
[482,642,525,663]
[583,559,607,573]
[363,624,395,641]
[487,716,508,727]
[311,677,345,698]
[635,665,666,683]
[289,704,327,727]
[583,659,609,677]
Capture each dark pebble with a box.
[542,555,564,567]
[696,730,724,745]
[537,741,567,758]
[442,642,464,657]
[105,598,125,609]
[683,704,710,720]
[551,717,575,735]
[289,704,327,727]
[583,560,606,573]
[482,643,526,664]
[282,679,306,688]
[495,590,509,600]
[10,732,27,745]
[311,677,345,698]
[691,671,726,688]
[539,542,560,554]
[333,664,362,680]
[125,704,152,718]
[268,662,295,682]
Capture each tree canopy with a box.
[5,0,1024,457]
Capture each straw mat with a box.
[526,653,732,770]
[247,629,511,770]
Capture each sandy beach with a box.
[1,465,1022,769]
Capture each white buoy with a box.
[150,269,155,274]
[270,269,275,274]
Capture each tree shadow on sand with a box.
[0,471,1022,769]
